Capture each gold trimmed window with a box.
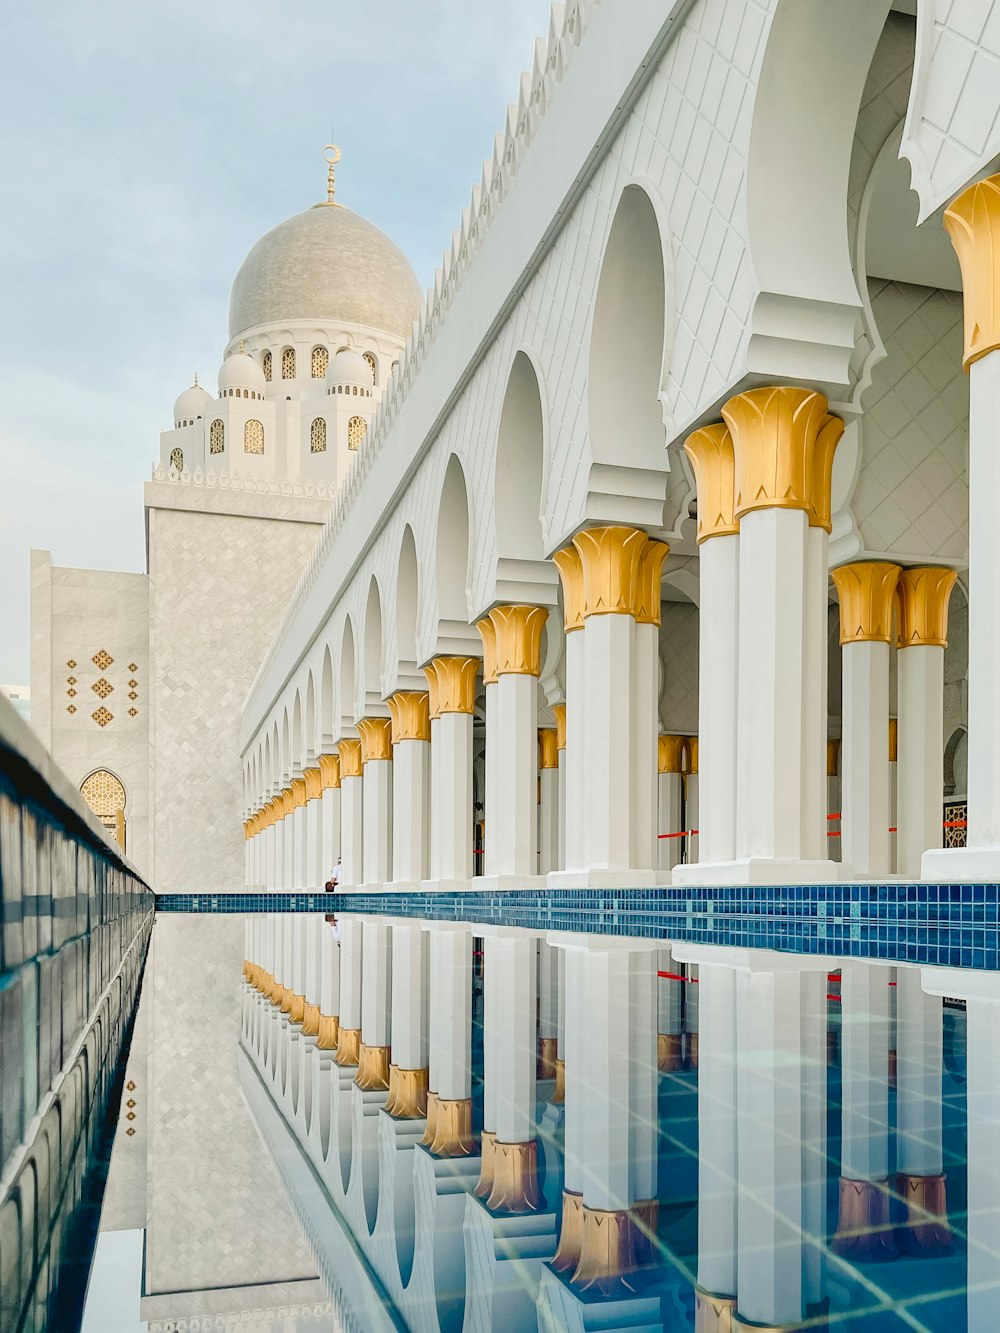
[169,447,183,471]
[281,347,296,380]
[348,415,367,451]
[311,346,329,379]
[244,420,264,455]
[80,768,126,845]
[209,419,224,454]
[310,418,327,453]
[362,351,376,384]
[262,350,272,381]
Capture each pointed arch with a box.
[396,526,420,672]
[363,577,384,709]
[280,709,291,785]
[305,672,317,763]
[435,455,472,629]
[320,644,335,748]
[339,618,357,735]
[495,351,546,560]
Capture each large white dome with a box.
[229,203,423,341]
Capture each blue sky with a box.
[0,0,550,682]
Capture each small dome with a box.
[328,348,373,388]
[173,381,210,424]
[218,351,266,394]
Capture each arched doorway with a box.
[80,770,127,851]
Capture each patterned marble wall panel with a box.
[660,601,699,734]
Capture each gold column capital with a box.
[280,787,294,818]
[572,1204,637,1289]
[944,173,1000,369]
[243,819,251,841]
[683,422,738,543]
[658,734,685,774]
[897,566,959,648]
[291,778,308,810]
[552,544,585,632]
[553,704,566,751]
[355,1043,390,1090]
[338,739,363,779]
[333,1026,361,1066]
[384,1065,429,1118]
[573,525,648,618]
[317,1011,339,1049]
[488,604,548,675]
[694,1287,738,1333]
[301,1002,320,1036]
[357,716,392,763]
[318,751,341,790]
[387,690,431,742]
[426,1095,475,1157]
[827,738,841,778]
[487,1138,542,1213]
[476,616,499,684]
[423,655,480,716]
[685,737,699,775]
[538,728,559,770]
[635,539,670,626]
[724,386,844,531]
[889,718,898,763]
[551,1189,583,1272]
[303,766,322,802]
[831,561,902,645]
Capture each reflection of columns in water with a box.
[424,657,479,884]
[301,916,323,1035]
[833,963,895,1259]
[358,718,393,888]
[356,918,391,1090]
[538,730,559,876]
[335,917,363,1067]
[894,967,951,1254]
[632,540,669,873]
[318,752,341,884]
[685,739,699,865]
[385,921,429,1116]
[551,943,584,1270]
[318,919,340,1049]
[338,740,363,889]
[537,938,558,1077]
[657,946,683,1071]
[657,735,685,874]
[423,925,474,1155]
[551,546,584,873]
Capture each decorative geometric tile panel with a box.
[66,704,77,714]
[92,706,113,727]
[92,678,113,699]
[92,649,114,670]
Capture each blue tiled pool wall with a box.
[155,880,1000,969]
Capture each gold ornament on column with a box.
[832,562,903,644]
[476,616,499,685]
[386,690,431,742]
[552,544,585,632]
[318,752,341,789]
[487,604,548,675]
[634,539,670,627]
[888,718,898,763]
[303,766,322,802]
[683,423,739,543]
[896,566,959,648]
[357,716,392,763]
[337,738,363,779]
[550,1189,584,1271]
[355,1042,391,1090]
[317,1011,339,1049]
[658,734,685,775]
[487,1139,542,1213]
[423,656,480,715]
[551,1056,565,1104]
[475,1130,497,1199]
[419,1091,440,1146]
[553,704,566,751]
[301,1002,320,1036]
[943,173,1000,369]
[334,1025,361,1066]
[685,737,699,774]
[384,1065,429,1117]
[723,386,844,529]
[289,991,306,1024]
[572,1204,638,1290]
[573,525,648,618]
[291,778,307,810]
[827,739,841,778]
[427,1096,476,1156]
[537,1034,558,1076]
[538,729,559,770]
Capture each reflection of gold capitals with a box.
[354,1043,390,1090]
[724,386,843,531]
[357,717,392,764]
[832,562,902,645]
[334,1026,361,1066]
[423,656,480,717]
[488,1138,542,1213]
[553,704,566,751]
[538,729,559,770]
[551,1056,566,1103]
[574,525,648,618]
[303,766,322,802]
[384,1065,428,1117]
[552,545,585,632]
[386,691,430,742]
[427,1096,475,1157]
[571,1205,637,1290]
[657,1032,683,1071]
[317,1012,339,1049]
[318,752,341,790]
[475,1130,496,1199]
[551,1189,583,1271]
[944,173,1000,369]
[337,739,363,779]
[658,734,685,775]
[488,604,548,675]
[896,566,959,649]
[683,423,738,543]
[419,1091,439,1147]
[694,1287,737,1333]
[476,616,499,684]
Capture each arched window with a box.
[262,350,272,381]
[348,415,367,451]
[311,346,329,379]
[209,419,225,454]
[244,420,264,454]
[169,447,184,471]
[362,351,377,384]
[310,418,327,453]
[281,347,296,379]
[81,769,127,848]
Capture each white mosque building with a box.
[30,150,422,888]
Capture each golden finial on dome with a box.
[323,143,342,207]
[194,371,199,386]
[239,338,245,353]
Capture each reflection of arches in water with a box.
[80,769,127,850]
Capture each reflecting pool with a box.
[71,912,991,1332]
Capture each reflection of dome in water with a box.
[229,202,423,341]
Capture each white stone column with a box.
[554,704,567,872]
[551,550,585,876]
[358,717,393,889]
[357,917,391,1089]
[318,753,341,883]
[338,740,363,890]
[479,617,499,878]
[423,924,474,1155]
[632,617,661,873]
[386,920,429,1116]
[386,692,430,886]
[926,177,1000,878]
[538,730,559,876]
[694,963,738,1313]
[657,735,685,873]
[275,799,288,891]
[291,780,308,889]
[656,946,683,1071]
[896,567,956,877]
[537,938,558,1075]
[423,656,479,887]
[477,605,547,884]
[684,744,700,864]
[550,940,584,1273]
[303,767,323,888]
[801,524,829,862]
[831,562,901,878]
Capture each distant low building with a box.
[0,683,30,723]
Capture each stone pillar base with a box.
[537,1036,558,1079]
[476,1130,497,1199]
[428,1096,476,1157]
[316,1012,339,1050]
[832,1177,898,1259]
[695,1287,737,1333]
[334,1026,361,1067]
[657,1032,683,1072]
[550,1188,583,1273]
[385,1064,428,1117]
[571,1204,637,1294]
[355,1043,390,1090]
[895,1173,953,1256]
[488,1138,542,1213]
[551,1058,566,1104]
[301,1002,320,1036]
[672,857,838,886]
